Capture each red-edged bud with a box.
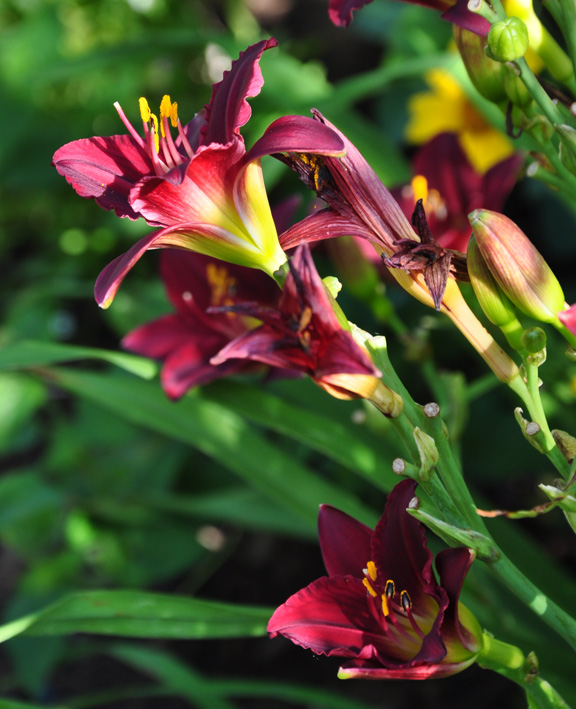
[454,27,508,102]
[469,210,566,325]
[486,17,530,62]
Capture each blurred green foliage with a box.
[1,0,576,706]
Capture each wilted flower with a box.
[210,245,401,409]
[122,250,282,399]
[53,39,345,308]
[268,479,483,679]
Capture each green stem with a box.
[516,57,566,125]
[488,549,576,652]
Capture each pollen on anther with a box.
[362,578,378,598]
[400,590,412,612]
[139,97,151,122]
[366,561,377,582]
[385,580,395,599]
[170,102,179,127]
[381,594,389,617]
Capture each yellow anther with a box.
[206,263,236,306]
[139,97,151,123]
[150,113,159,153]
[411,175,429,207]
[366,561,377,582]
[381,594,389,617]
[362,578,378,598]
[170,101,179,128]
[160,95,172,117]
[298,306,313,333]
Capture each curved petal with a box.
[482,153,523,211]
[246,115,345,164]
[161,343,247,399]
[435,547,481,653]
[52,134,153,220]
[122,314,194,359]
[279,209,376,250]
[328,0,374,26]
[94,222,263,309]
[268,575,383,657]
[442,0,491,34]
[202,38,278,146]
[318,505,373,578]
[371,480,440,611]
[559,303,576,334]
[338,657,476,679]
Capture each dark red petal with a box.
[202,38,277,146]
[161,344,247,399]
[268,575,383,657]
[441,0,490,34]
[435,547,479,651]
[370,480,438,609]
[318,505,373,577]
[482,153,523,211]
[246,115,345,164]
[122,314,194,360]
[210,326,310,372]
[279,209,376,251]
[130,140,245,227]
[53,135,153,220]
[338,658,475,679]
[328,0,374,26]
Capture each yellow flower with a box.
[405,69,514,174]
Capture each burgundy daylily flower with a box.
[53,39,345,308]
[210,244,386,402]
[122,250,282,400]
[394,133,522,254]
[268,479,483,679]
[328,0,489,35]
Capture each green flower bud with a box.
[469,210,566,325]
[486,17,530,62]
[413,427,439,481]
[454,26,508,102]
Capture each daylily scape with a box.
[268,480,483,679]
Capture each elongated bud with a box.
[413,427,439,481]
[486,17,529,62]
[454,26,508,102]
[556,124,576,176]
[469,210,566,325]
[503,69,533,107]
[467,237,524,350]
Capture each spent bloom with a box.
[268,479,483,679]
[122,250,282,400]
[53,39,345,308]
